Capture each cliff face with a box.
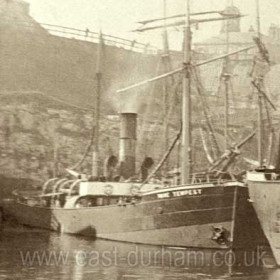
[0,30,158,114]
[0,89,181,199]
[0,0,160,112]
[0,90,124,198]
[0,92,87,179]
[0,1,267,197]
[0,0,165,195]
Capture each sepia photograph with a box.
[1,0,280,279]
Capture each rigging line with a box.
[192,66,211,111]
[134,15,245,32]
[68,126,95,170]
[137,10,232,25]
[267,128,275,165]
[215,69,224,106]
[140,126,182,188]
[191,66,221,157]
[146,75,182,158]
[166,78,182,125]
[117,46,255,94]
[142,80,181,164]
[199,125,214,164]
[264,97,273,132]
[251,80,276,110]
[229,78,237,110]
[145,121,167,159]
[138,52,167,153]
[263,98,275,164]
[161,4,175,173]
[0,90,94,112]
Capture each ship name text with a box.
[157,189,202,199]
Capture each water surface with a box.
[0,224,278,280]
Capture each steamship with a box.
[3,112,265,249]
[2,1,267,250]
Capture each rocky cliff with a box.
[0,0,275,197]
[0,0,168,195]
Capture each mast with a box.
[162,0,169,174]
[92,32,103,178]
[181,0,192,184]
[256,0,263,165]
[256,0,261,39]
[162,0,168,52]
[117,7,253,184]
[223,7,230,150]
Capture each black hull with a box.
[3,182,266,249]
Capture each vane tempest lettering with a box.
[172,189,202,197]
[157,189,202,198]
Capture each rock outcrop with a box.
[0,0,167,194]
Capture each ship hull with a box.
[3,183,266,249]
[247,171,280,265]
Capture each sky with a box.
[24,0,280,50]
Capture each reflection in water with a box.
[0,224,277,279]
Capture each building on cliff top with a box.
[194,5,280,63]
[193,4,280,109]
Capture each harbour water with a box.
[0,224,279,280]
